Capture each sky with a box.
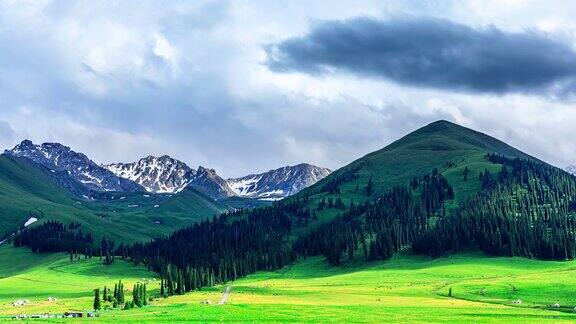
[1,0,576,178]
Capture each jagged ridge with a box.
[5,140,142,192]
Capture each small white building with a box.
[11,300,28,307]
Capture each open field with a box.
[2,245,576,322]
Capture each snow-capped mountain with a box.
[104,156,235,199]
[4,140,329,200]
[227,163,331,200]
[565,165,576,175]
[105,155,195,193]
[5,140,142,192]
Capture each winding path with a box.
[218,286,232,305]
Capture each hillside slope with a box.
[298,120,538,208]
[0,155,225,243]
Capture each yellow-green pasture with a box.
[2,245,576,322]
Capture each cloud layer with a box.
[268,17,576,95]
[1,1,576,176]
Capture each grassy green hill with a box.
[290,120,542,228]
[2,244,576,322]
[0,155,262,243]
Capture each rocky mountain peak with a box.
[227,163,331,200]
[105,155,194,194]
[5,140,142,192]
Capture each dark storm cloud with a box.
[267,17,576,95]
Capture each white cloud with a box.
[0,0,575,177]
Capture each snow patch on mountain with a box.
[5,139,330,201]
[227,163,331,200]
[565,165,576,175]
[105,156,235,199]
[24,217,38,227]
[227,175,263,196]
[105,155,194,193]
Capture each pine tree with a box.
[142,284,147,305]
[132,284,139,307]
[120,281,125,303]
[366,177,374,196]
[93,288,101,310]
[463,167,470,181]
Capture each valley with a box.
[2,120,576,322]
[3,2,574,322]
[2,245,576,322]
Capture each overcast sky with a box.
[1,0,576,177]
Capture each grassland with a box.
[2,244,576,323]
[1,120,571,322]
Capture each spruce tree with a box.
[119,280,125,303]
[365,177,374,196]
[93,288,101,310]
[463,167,470,181]
[142,284,147,305]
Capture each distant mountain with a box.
[5,140,330,201]
[105,156,235,199]
[191,166,235,199]
[227,163,331,200]
[105,157,330,200]
[565,165,576,175]
[105,155,195,193]
[5,140,142,192]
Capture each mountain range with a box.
[5,140,142,193]
[5,119,576,323]
[3,120,570,246]
[4,140,331,201]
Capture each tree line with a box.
[293,169,455,265]
[413,154,576,260]
[14,152,576,300]
[12,221,116,265]
[92,280,149,310]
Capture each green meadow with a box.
[2,244,576,323]
[0,122,572,322]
